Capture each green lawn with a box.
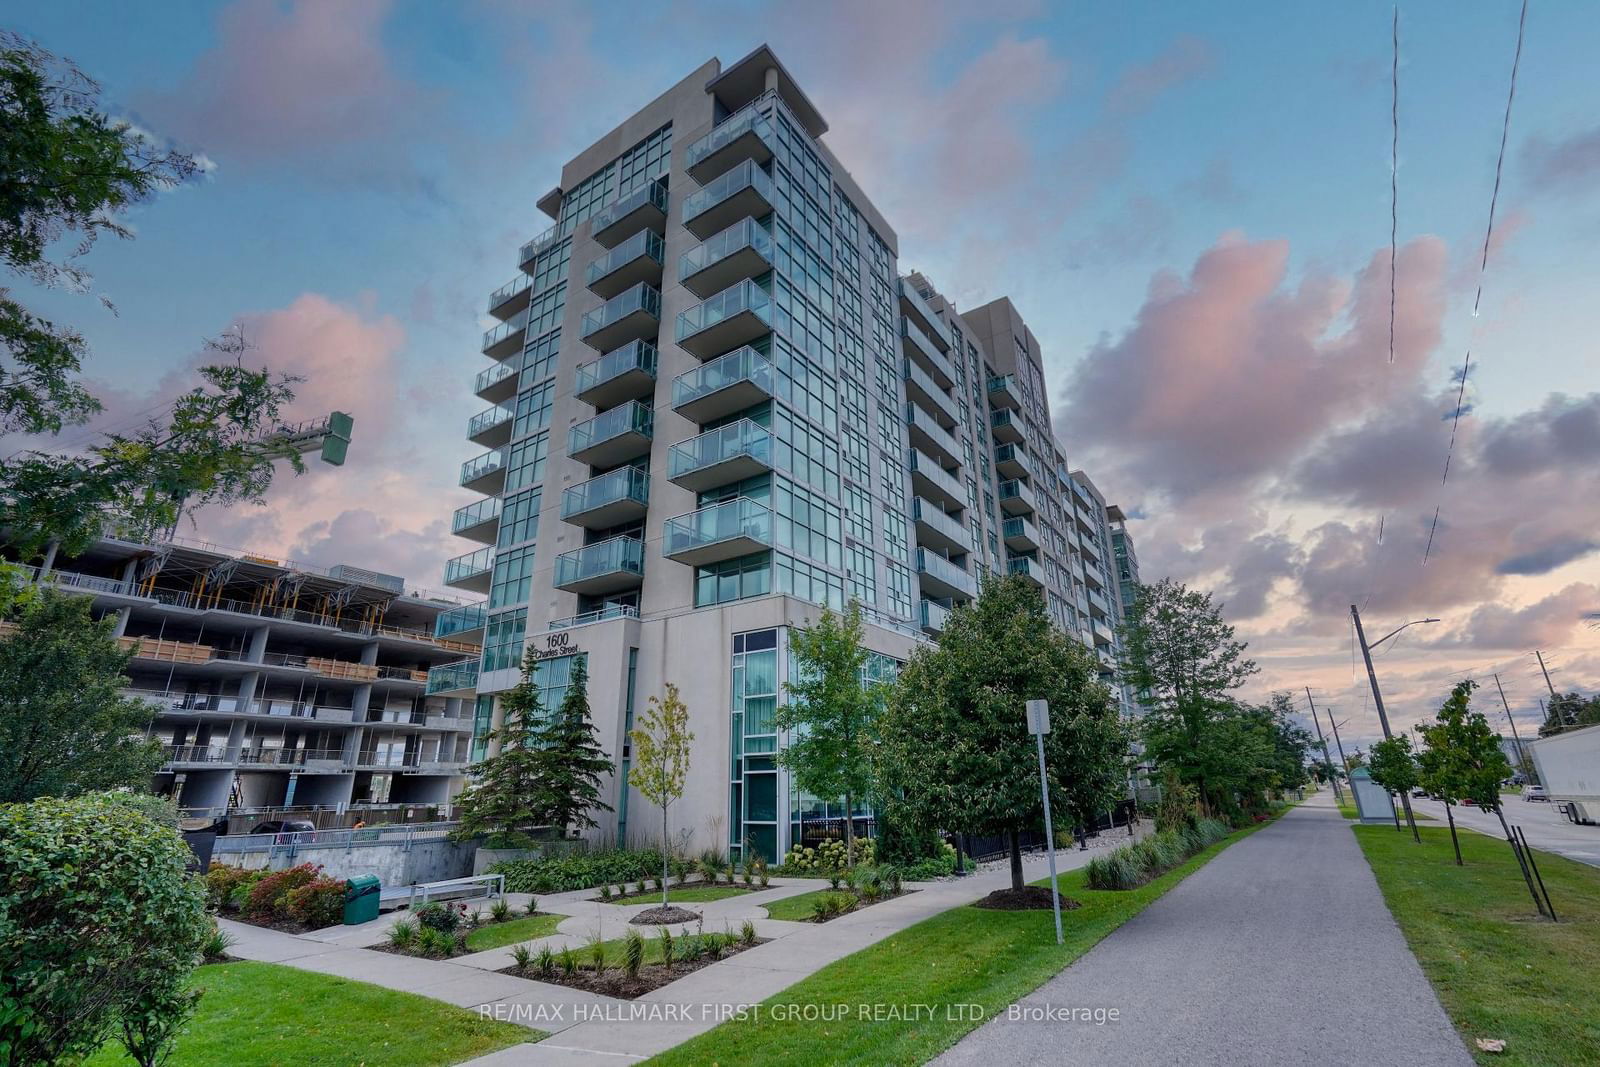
[1338,800,1434,821]
[84,961,533,1066]
[1354,824,1600,1065]
[762,889,858,922]
[464,912,565,951]
[648,819,1278,1065]
[604,883,755,905]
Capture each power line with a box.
[1388,4,1400,364]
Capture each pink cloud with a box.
[1105,35,1216,117]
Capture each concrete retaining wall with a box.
[229,838,477,886]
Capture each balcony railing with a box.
[908,449,965,510]
[912,497,970,554]
[588,180,668,248]
[434,603,487,640]
[901,316,955,388]
[488,272,532,316]
[548,603,640,631]
[678,217,773,296]
[574,340,657,408]
[906,403,962,466]
[671,346,774,423]
[451,497,501,539]
[443,546,493,587]
[481,309,528,358]
[459,448,506,491]
[676,278,772,359]
[427,661,479,695]
[568,399,653,466]
[467,404,514,446]
[682,158,775,240]
[988,374,1022,410]
[994,442,1031,480]
[899,276,952,351]
[998,479,1037,516]
[685,102,776,183]
[1002,516,1040,551]
[585,227,664,298]
[474,360,518,402]
[519,219,570,266]
[662,498,773,566]
[1007,555,1044,587]
[667,418,773,491]
[554,536,645,594]
[920,599,951,634]
[561,466,650,526]
[580,282,661,351]
[916,548,977,600]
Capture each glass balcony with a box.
[586,228,664,299]
[574,340,657,408]
[676,279,772,359]
[916,548,976,602]
[488,273,532,319]
[481,309,528,359]
[1080,530,1104,563]
[452,497,501,543]
[990,407,1025,444]
[682,159,775,240]
[467,404,513,448]
[920,598,951,635]
[1007,555,1044,589]
[434,603,486,641]
[906,403,962,467]
[1086,587,1112,620]
[459,448,506,493]
[679,218,774,298]
[589,180,668,249]
[998,479,1037,517]
[912,497,970,556]
[898,277,952,351]
[519,219,568,267]
[568,400,653,467]
[548,602,640,631]
[427,661,479,696]
[994,442,1031,481]
[554,535,645,595]
[1092,618,1116,648]
[685,102,776,184]
[1002,515,1040,552]
[475,360,518,404]
[908,449,964,511]
[561,466,650,528]
[581,282,661,352]
[988,374,1022,411]
[904,358,961,427]
[667,418,773,492]
[901,316,955,388]
[443,547,493,593]
[671,346,774,423]
[663,497,773,567]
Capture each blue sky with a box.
[8,0,1600,745]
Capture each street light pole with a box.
[1493,673,1535,785]
[1305,687,1343,803]
[1026,699,1063,946]
[1351,605,1438,844]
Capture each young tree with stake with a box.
[630,683,694,907]
[1367,735,1421,839]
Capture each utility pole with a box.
[1534,650,1558,698]
[1493,673,1535,785]
[1351,604,1432,843]
[1326,708,1351,778]
[1305,688,1343,803]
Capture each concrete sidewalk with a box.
[935,796,1473,1067]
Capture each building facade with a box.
[14,536,480,817]
[445,46,1140,863]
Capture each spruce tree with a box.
[530,657,614,834]
[450,648,549,847]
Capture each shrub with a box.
[860,880,882,903]
[535,945,556,978]
[388,919,418,949]
[671,859,689,885]
[623,929,645,978]
[201,923,235,963]
[657,927,675,972]
[524,896,538,917]
[490,898,513,923]
[0,794,211,1066]
[587,934,606,974]
[415,926,456,958]
[881,865,903,895]
[705,932,726,960]
[900,841,961,881]
[681,935,706,963]
[511,945,534,973]
[204,862,262,911]
[599,883,612,900]
[1155,768,1199,833]
[634,879,647,896]
[285,876,346,929]
[493,848,662,893]
[1085,820,1236,891]
[741,919,757,945]
[827,872,843,891]
[244,863,321,920]
[651,876,662,892]
[414,900,465,933]
[465,908,484,929]
[560,946,578,977]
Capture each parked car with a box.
[1411,789,1428,799]
[1524,785,1550,802]
[249,819,316,835]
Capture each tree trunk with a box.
[1399,792,1420,844]
[1007,828,1024,892]
[844,792,856,868]
[1493,805,1546,917]
[1444,803,1463,865]
[661,801,670,907]
[1390,793,1401,831]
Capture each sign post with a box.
[1027,699,1063,945]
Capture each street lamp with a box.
[1350,606,1440,842]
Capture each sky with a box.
[8,0,1600,753]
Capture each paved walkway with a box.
[223,830,1142,1064]
[935,795,1473,1067]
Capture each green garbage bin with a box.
[344,875,381,925]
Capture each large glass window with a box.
[505,431,549,493]
[772,477,842,569]
[498,488,540,549]
[773,552,843,610]
[730,629,780,862]
[481,609,526,673]
[489,545,535,609]
[521,331,561,388]
[695,551,772,607]
[512,380,555,438]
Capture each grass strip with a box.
[648,818,1278,1065]
[464,911,564,951]
[1354,824,1600,1065]
[85,960,532,1066]
[762,888,860,922]
[605,884,756,905]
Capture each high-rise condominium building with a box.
[443,45,1138,863]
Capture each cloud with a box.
[1523,124,1600,193]
[1106,35,1216,117]
[288,508,456,588]
[1436,584,1600,651]
[1498,539,1600,576]
[139,0,431,173]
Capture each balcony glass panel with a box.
[554,536,645,588]
[444,547,493,584]
[588,181,667,240]
[585,228,664,287]
[580,283,661,340]
[434,603,486,639]
[675,279,771,344]
[685,103,775,174]
[682,159,775,231]
[671,346,773,411]
[913,498,968,546]
[678,218,772,282]
[568,400,653,456]
[467,404,513,438]
[475,361,517,394]
[663,498,773,558]
[452,497,501,533]
[899,276,953,350]
[459,449,505,486]
[668,419,773,481]
[427,661,479,695]
[574,340,657,397]
[561,466,650,519]
[488,273,531,313]
[481,309,528,353]
[917,548,977,598]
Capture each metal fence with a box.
[212,821,461,862]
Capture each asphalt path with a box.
[935,795,1473,1067]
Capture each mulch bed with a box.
[373,914,563,960]
[973,886,1083,911]
[630,905,703,925]
[497,938,770,999]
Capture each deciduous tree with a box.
[630,682,693,905]
[1418,681,1513,866]
[1368,735,1421,839]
